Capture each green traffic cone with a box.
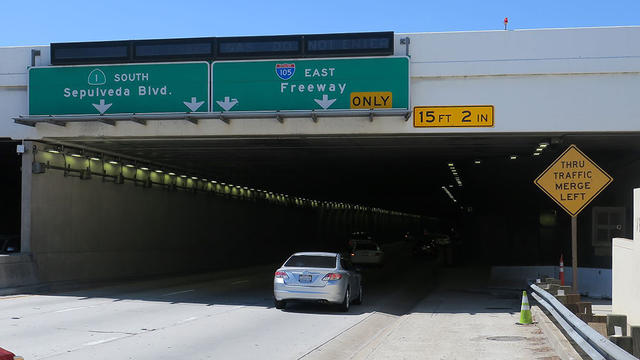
[517,291,533,325]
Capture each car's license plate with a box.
[299,275,312,282]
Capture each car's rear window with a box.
[356,243,379,251]
[284,255,336,268]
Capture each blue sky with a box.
[1,0,638,46]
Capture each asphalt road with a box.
[0,243,436,359]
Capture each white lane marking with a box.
[83,336,122,346]
[55,306,94,313]
[231,280,250,285]
[162,289,194,296]
[177,316,198,324]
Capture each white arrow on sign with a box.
[314,94,336,110]
[92,99,112,115]
[216,96,238,111]
[183,97,204,112]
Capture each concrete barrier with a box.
[0,254,38,288]
[607,314,628,336]
[631,326,640,357]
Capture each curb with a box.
[532,305,583,360]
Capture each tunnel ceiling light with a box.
[536,147,543,152]
[125,163,135,168]
[539,142,549,148]
[448,163,454,167]
[47,149,60,154]
[441,185,457,203]
[90,156,101,161]
[211,180,217,183]
[180,175,187,178]
[168,172,176,176]
[140,167,149,171]
[509,155,518,160]
[109,160,119,165]
[70,153,83,158]
[192,176,198,180]
[203,178,208,182]
[533,152,541,156]
[155,170,163,173]
[474,160,481,164]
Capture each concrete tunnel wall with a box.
[11,141,419,287]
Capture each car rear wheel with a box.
[353,284,363,305]
[274,299,286,310]
[339,287,350,312]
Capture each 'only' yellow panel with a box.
[350,92,392,109]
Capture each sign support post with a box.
[534,144,613,294]
[571,215,578,293]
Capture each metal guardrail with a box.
[530,284,637,360]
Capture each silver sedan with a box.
[273,252,362,311]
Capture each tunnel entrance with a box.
[41,132,637,272]
[0,139,21,254]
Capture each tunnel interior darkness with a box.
[0,139,21,252]
[48,133,640,268]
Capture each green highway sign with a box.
[212,57,409,112]
[29,62,209,115]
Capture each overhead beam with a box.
[13,109,411,126]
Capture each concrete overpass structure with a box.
[1,26,639,292]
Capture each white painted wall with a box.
[612,188,640,326]
[0,46,48,139]
[1,26,640,139]
[490,265,612,298]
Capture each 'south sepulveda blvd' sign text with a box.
[28,62,210,115]
[534,145,612,216]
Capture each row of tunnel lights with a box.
[442,162,462,205]
[44,147,416,217]
[508,142,550,160]
[441,141,550,207]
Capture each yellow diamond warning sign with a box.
[534,145,612,217]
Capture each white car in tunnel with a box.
[273,252,362,311]
[350,241,384,266]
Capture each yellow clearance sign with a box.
[534,145,613,217]
[413,105,494,127]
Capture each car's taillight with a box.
[350,253,355,257]
[274,271,288,279]
[322,273,342,281]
